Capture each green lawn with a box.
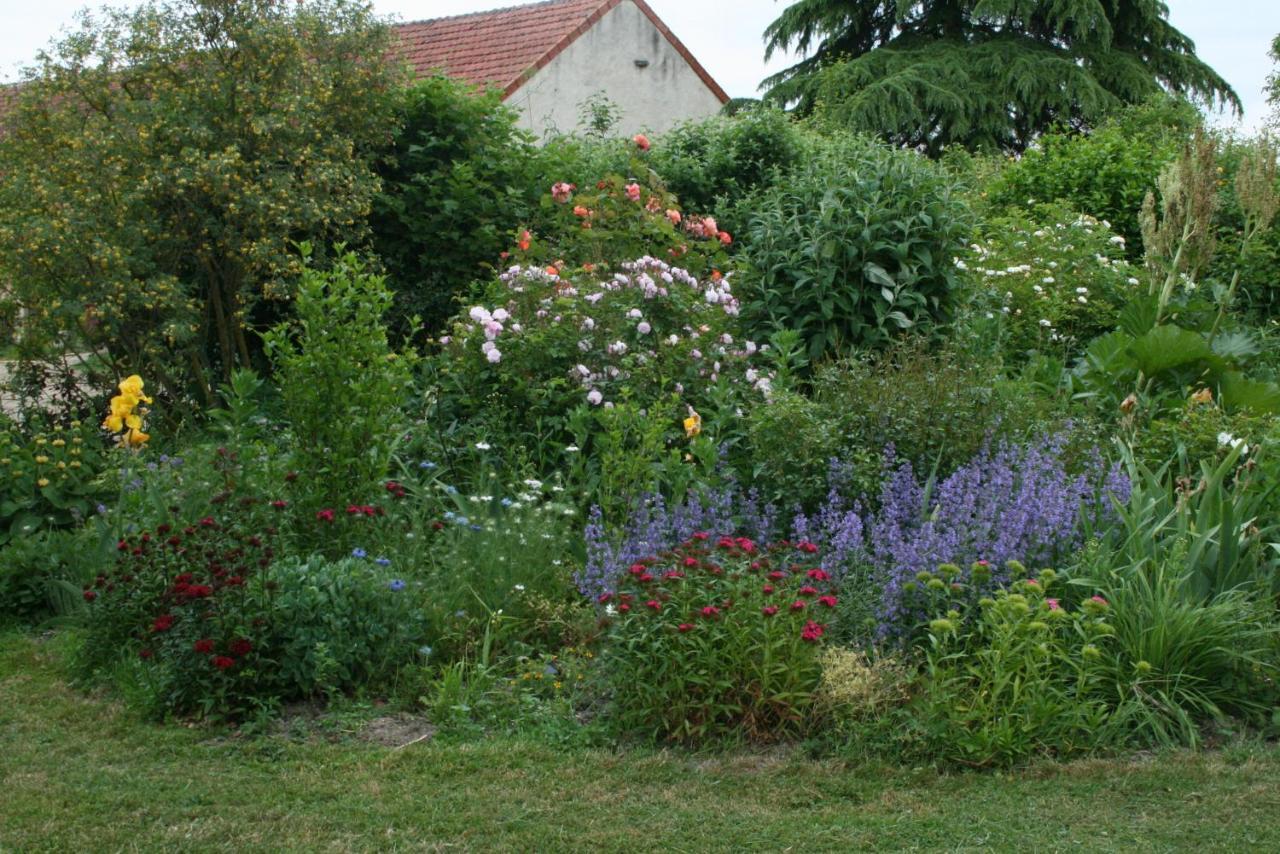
[2,632,1278,853]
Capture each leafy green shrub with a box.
[647,108,803,235]
[737,133,971,361]
[252,555,427,701]
[0,415,110,544]
[264,249,417,511]
[744,340,1074,507]
[371,76,541,333]
[600,534,836,744]
[958,204,1139,363]
[985,97,1197,250]
[903,569,1120,767]
[0,526,112,624]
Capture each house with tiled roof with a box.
[394,0,729,137]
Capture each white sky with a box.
[0,0,1276,130]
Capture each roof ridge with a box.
[396,0,606,28]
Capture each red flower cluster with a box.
[385,480,407,500]
[801,621,825,643]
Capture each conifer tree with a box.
[762,1,1239,153]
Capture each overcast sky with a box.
[0,0,1276,129]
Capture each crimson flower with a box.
[193,639,215,654]
[683,557,699,568]
[152,614,176,632]
[638,573,655,583]
[800,621,825,642]
[82,589,97,602]
[796,541,819,554]
[761,605,779,617]
[316,509,336,522]
[229,638,253,656]
[700,605,720,618]
[768,571,785,581]
[618,603,631,613]
[139,648,154,660]
[762,584,775,594]
[211,656,236,670]
[790,600,807,612]
[799,585,819,596]
[645,600,661,612]
[807,569,830,581]
[817,595,838,608]
[598,592,613,604]
[271,500,288,510]
[628,563,647,576]
[677,623,693,633]
[691,532,709,541]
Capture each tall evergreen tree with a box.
[762,1,1239,153]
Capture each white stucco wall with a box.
[505,0,725,138]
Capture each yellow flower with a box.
[34,455,49,465]
[125,428,150,446]
[683,407,702,438]
[37,478,50,488]
[51,439,66,447]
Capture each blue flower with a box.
[375,556,391,567]
[444,485,458,495]
[352,547,367,559]
[500,497,514,508]
[418,645,433,658]
[419,461,437,470]
[95,503,109,515]
[469,524,483,532]
[388,579,406,591]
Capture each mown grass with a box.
[2,631,1279,852]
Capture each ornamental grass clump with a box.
[600,533,836,744]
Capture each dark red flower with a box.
[199,516,217,528]
[790,600,807,612]
[645,600,661,612]
[801,620,825,642]
[175,573,194,584]
[799,585,819,597]
[82,589,97,602]
[683,557,699,568]
[152,614,175,632]
[691,532,709,541]
[762,584,775,594]
[431,521,445,531]
[139,648,154,660]
[662,570,684,580]
[807,569,830,581]
[629,563,647,576]
[285,471,299,482]
[638,573,655,583]
[211,656,235,670]
[193,638,215,654]
[598,592,613,604]
[618,603,631,613]
[796,541,819,554]
[167,536,182,547]
[117,539,129,552]
[229,638,252,657]
[224,576,245,587]
[271,500,288,510]
[700,605,720,618]
[768,571,785,581]
[761,605,779,617]
[346,505,361,515]
[316,509,336,522]
[817,595,838,608]
[677,623,693,633]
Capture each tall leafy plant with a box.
[738,134,970,362]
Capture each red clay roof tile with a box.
[392,0,727,102]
